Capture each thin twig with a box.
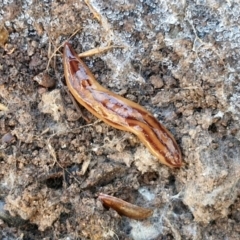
[64,86,90,123]
[78,45,125,58]
[46,28,82,71]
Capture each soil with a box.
[0,0,240,240]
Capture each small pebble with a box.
[33,72,56,88]
[1,132,15,144]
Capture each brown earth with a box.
[0,1,240,239]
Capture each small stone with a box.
[0,25,9,47]
[163,75,177,88]
[149,75,164,88]
[1,132,15,144]
[33,72,56,88]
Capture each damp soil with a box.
[0,1,240,240]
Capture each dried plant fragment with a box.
[98,193,153,220]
